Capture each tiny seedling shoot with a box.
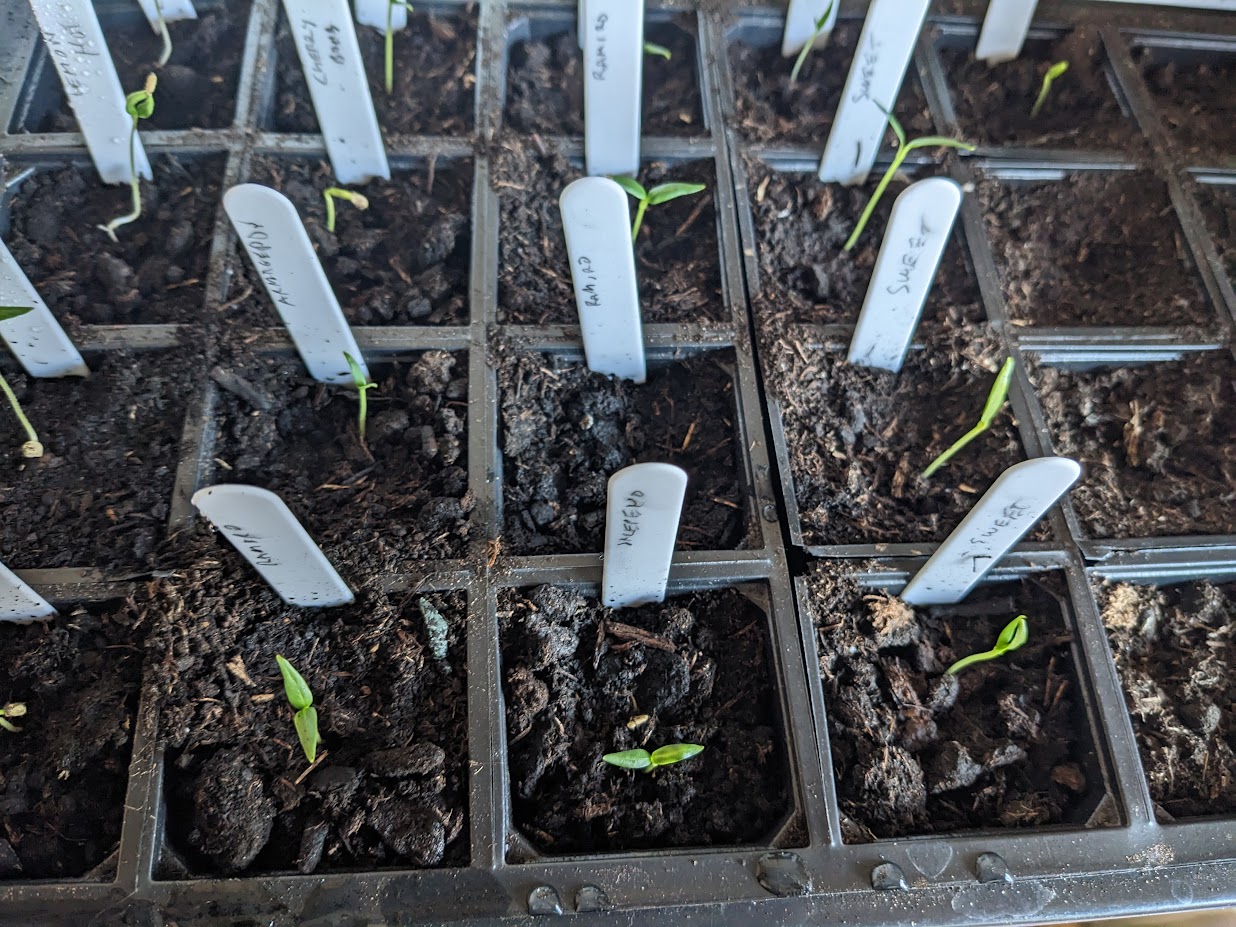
[153,0,173,67]
[789,0,835,84]
[603,743,705,772]
[344,352,376,443]
[385,0,413,93]
[0,702,26,733]
[276,655,319,764]
[323,186,370,233]
[98,74,157,243]
[643,41,671,59]
[945,615,1029,675]
[0,307,45,459]
[612,177,706,242]
[922,356,1015,479]
[1031,60,1069,118]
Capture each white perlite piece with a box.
[0,241,89,378]
[355,0,406,31]
[900,457,1082,606]
[224,184,367,385]
[0,561,57,622]
[281,0,390,184]
[817,0,930,186]
[27,0,153,184]
[781,0,839,57]
[192,485,354,608]
[602,462,688,609]
[975,0,1039,63]
[135,0,197,29]
[848,178,962,372]
[560,177,646,383]
[583,0,644,177]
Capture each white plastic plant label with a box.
[26,0,153,185]
[192,485,354,608]
[817,0,930,186]
[0,561,56,622]
[560,177,646,383]
[224,184,366,386]
[577,0,586,47]
[900,457,1082,606]
[602,463,688,609]
[0,242,89,378]
[135,0,197,28]
[355,0,406,31]
[782,0,839,57]
[281,0,390,184]
[583,0,644,177]
[975,0,1039,63]
[848,178,962,372]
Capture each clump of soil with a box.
[1098,580,1236,820]
[4,157,225,325]
[979,171,1215,327]
[493,145,723,324]
[497,350,748,554]
[505,21,704,136]
[210,350,471,571]
[805,567,1097,840]
[1197,181,1236,283]
[501,585,790,854]
[1032,354,1236,539]
[1140,49,1236,161]
[0,603,144,880]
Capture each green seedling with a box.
[0,307,44,459]
[1030,60,1069,119]
[153,0,172,67]
[603,743,705,772]
[323,187,370,233]
[945,615,1029,675]
[843,106,975,251]
[97,74,157,243]
[343,352,376,444]
[922,357,1015,479]
[643,41,672,60]
[789,0,836,84]
[385,0,413,93]
[612,176,706,242]
[275,655,320,764]
[0,702,27,734]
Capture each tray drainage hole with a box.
[871,861,909,891]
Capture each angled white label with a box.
[0,242,89,378]
[0,561,57,623]
[975,0,1038,63]
[583,0,644,177]
[577,0,586,47]
[355,0,406,31]
[192,485,354,608]
[27,0,152,184]
[782,0,839,57]
[818,0,930,186]
[560,178,646,383]
[281,0,390,184]
[135,0,197,28]
[900,458,1081,606]
[224,184,366,385]
[602,463,688,609]
[848,178,962,372]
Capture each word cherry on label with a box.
[355,0,406,31]
[583,0,644,177]
[782,0,839,57]
[975,0,1039,63]
[0,561,57,623]
[0,241,89,378]
[602,462,688,609]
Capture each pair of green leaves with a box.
[276,655,320,764]
[603,743,704,772]
[612,177,707,242]
[944,615,1029,676]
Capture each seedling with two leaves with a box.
[945,615,1029,675]
[603,743,704,772]
[922,357,1015,479]
[789,0,835,84]
[612,177,706,242]
[0,307,44,459]
[276,655,320,764]
[98,74,158,243]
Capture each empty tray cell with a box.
[1196,178,1236,289]
[1138,40,1236,163]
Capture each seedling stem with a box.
[0,307,44,459]
[922,357,1015,478]
[612,176,707,242]
[153,0,172,67]
[603,743,704,772]
[344,352,376,443]
[385,0,413,93]
[1031,60,1069,118]
[97,74,157,243]
[0,702,27,733]
[643,42,671,59]
[945,615,1029,675]
[323,187,370,233]
[789,0,835,84]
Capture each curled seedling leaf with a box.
[613,176,707,241]
[0,701,27,733]
[789,0,836,84]
[945,615,1029,675]
[1031,60,1070,119]
[603,743,704,772]
[922,357,1016,479]
[97,74,158,243]
[0,306,45,458]
[323,187,370,233]
[275,654,319,763]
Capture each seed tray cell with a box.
[1134,34,1236,167]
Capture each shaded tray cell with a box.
[1197,181,1236,286]
[1141,47,1236,163]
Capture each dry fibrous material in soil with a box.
[1140,49,1236,160]
[1099,581,1236,821]
[805,568,1096,841]
[501,585,791,855]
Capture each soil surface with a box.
[4,157,225,325]
[210,350,471,570]
[805,567,1096,840]
[497,350,749,555]
[1099,580,1236,821]
[979,171,1215,327]
[273,9,476,136]
[1033,354,1236,539]
[0,350,193,571]
[0,603,144,880]
[501,585,790,855]
[1197,181,1236,283]
[1140,48,1236,162]
[504,21,704,136]
[494,145,723,324]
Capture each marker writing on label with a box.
[887,217,931,295]
[44,22,100,97]
[592,13,609,80]
[577,255,602,308]
[852,33,883,103]
[223,525,280,567]
[617,490,645,547]
[967,499,1033,572]
[301,21,345,85]
[237,221,295,309]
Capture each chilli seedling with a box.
[789,0,836,84]
[0,702,27,734]
[385,0,413,93]
[0,307,44,459]
[323,187,370,233]
[612,177,706,242]
[344,352,376,443]
[152,0,173,66]
[1031,61,1069,118]
[945,615,1029,675]
[98,74,157,243]
[643,41,671,59]
[275,655,320,764]
[922,357,1015,479]
[603,743,705,772]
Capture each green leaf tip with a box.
[275,655,314,711]
[945,615,1030,676]
[603,743,704,772]
[921,357,1015,479]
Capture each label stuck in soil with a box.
[355,0,406,31]
[560,177,646,382]
[975,0,1039,63]
[848,177,962,372]
[0,242,89,378]
[223,184,367,385]
[583,0,644,176]
[0,561,56,623]
[817,0,930,186]
[192,485,355,608]
[900,457,1081,606]
[280,0,390,183]
[27,0,153,185]
[602,462,688,609]
[782,0,839,57]
[135,0,196,29]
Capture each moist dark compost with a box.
[1032,354,1236,539]
[805,567,1100,841]
[494,146,723,324]
[501,585,791,855]
[1099,580,1236,821]
[1198,181,1236,284]
[0,603,144,880]
[1140,48,1236,162]
[497,350,749,555]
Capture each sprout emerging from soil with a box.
[344,352,376,444]
[613,177,707,242]
[945,615,1029,675]
[385,0,413,93]
[1031,60,1070,119]
[789,0,836,85]
[643,42,672,60]
[0,307,45,459]
[323,187,370,233]
[275,655,320,764]
[97,74,157,243]
[603,743,705,772]
[153,0,173,67]
[0,702,27,733]
[922,357,1015,479]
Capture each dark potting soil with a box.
[805,567,1097,840]
[1140,48,1236,162]
[501,585,790,855]
[494,146,724,324]
[1197,181,1236,284]
[0,603,144,880]
[979,171,1215,327]
[4,157,225,325]
[210,351,471,570]
[1032,354,1236,539]
[503,21,705,136]
[497,350,749,555]
[147,568,468,875]
[1098,580,1236,821]
[0,350,194,571]
[239,156,471,326]
[272,9,476,136]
